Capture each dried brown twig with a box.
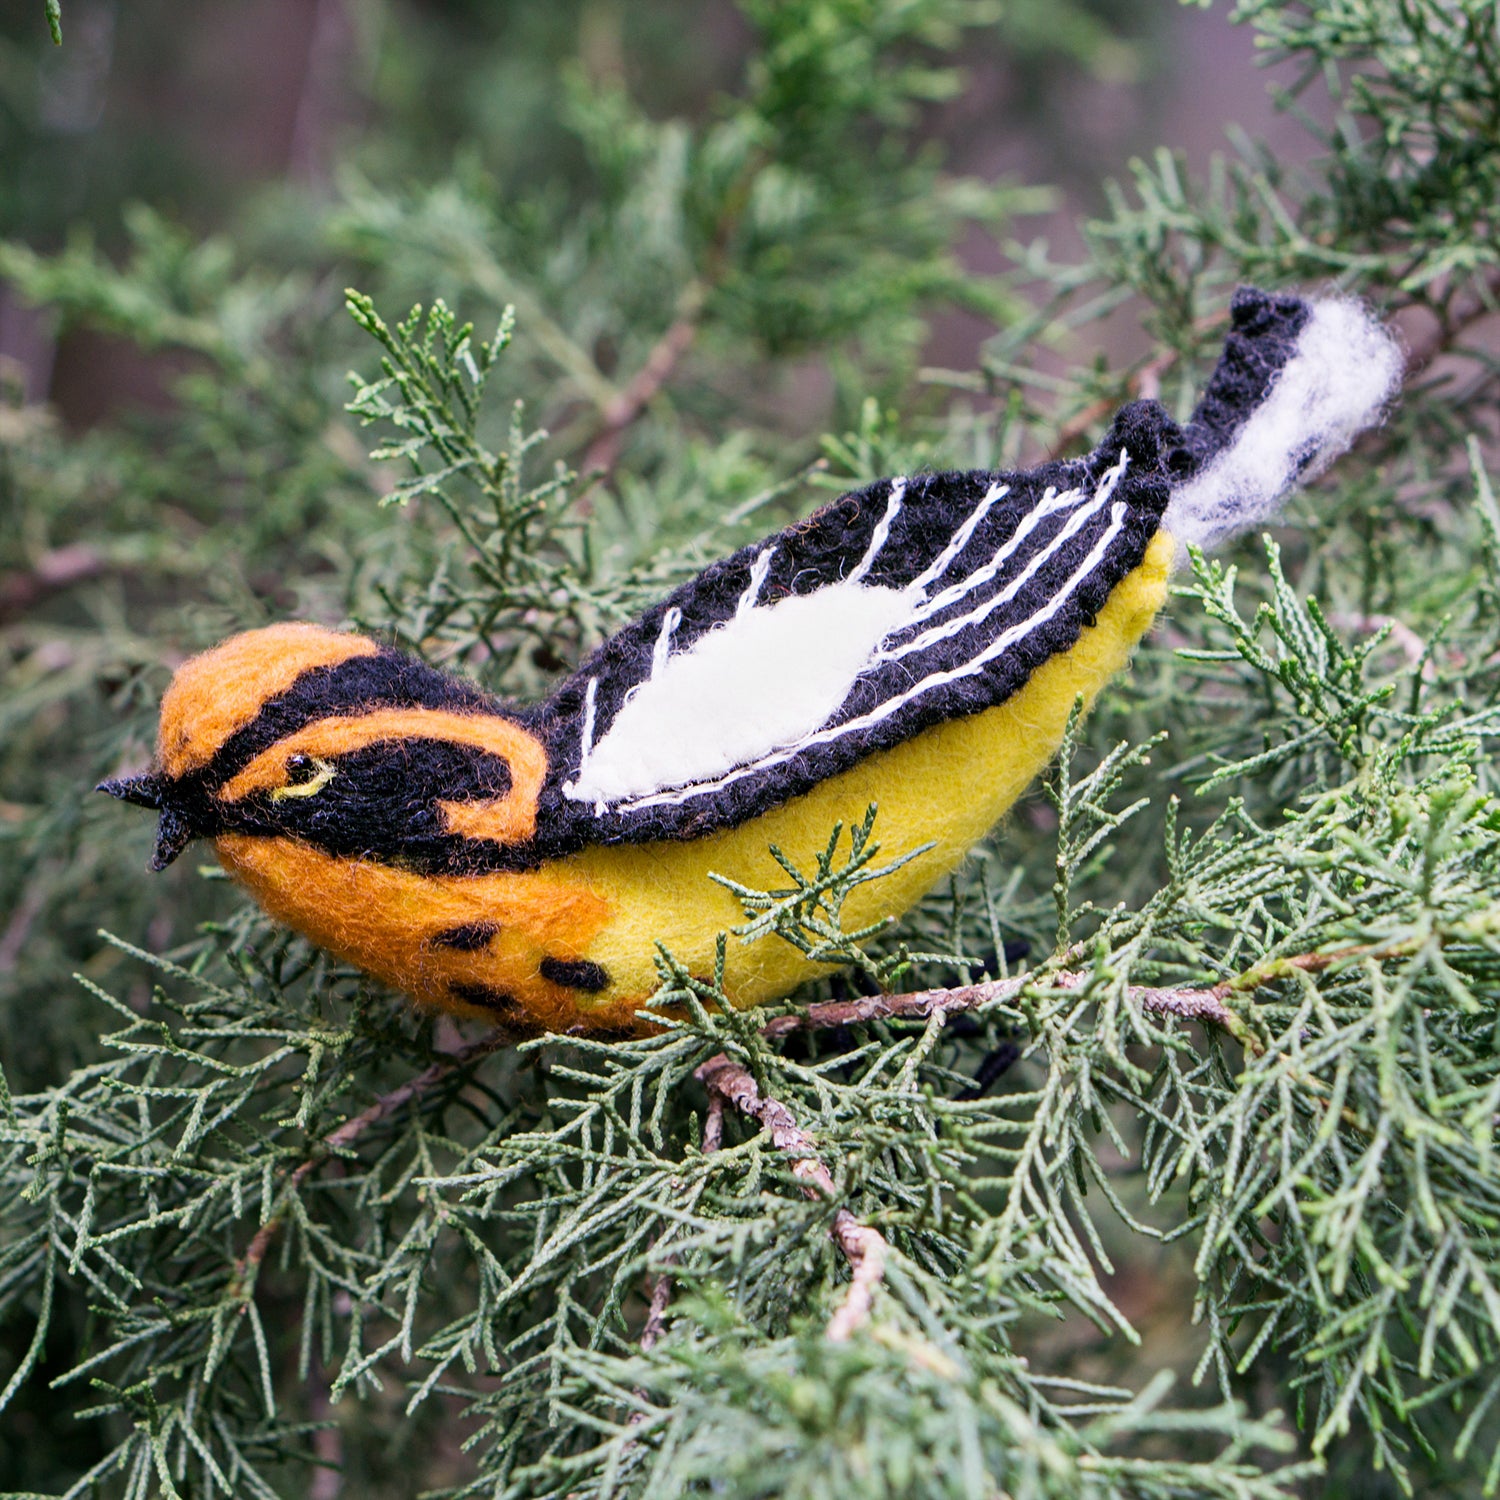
[0,543,106,620]
[694,1053,889,1343]
[584,280,706,474]
[636,1100,720,1358]
[763,968,1247,1044]
[1327,611,1437,680]
[765,934,1431,1053]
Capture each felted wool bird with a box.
[101,288,1400,1035]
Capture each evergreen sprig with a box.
[342,292,601,685]
[4,0,1500,1494]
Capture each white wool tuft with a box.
[1163,296,1401,555]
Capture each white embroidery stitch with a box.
[578,676,598,768]
[737,548,776,617]
[651,607,682,677]
[880,455,1127,664]
[846,478,906,584]
[907,481,1009,594]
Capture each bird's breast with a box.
[212,833,621,1032]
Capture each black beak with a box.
[97,773,198,871]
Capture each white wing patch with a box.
[562,459,1128,815]
[565,579,916,812]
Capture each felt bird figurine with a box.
[101,289,1399,1035]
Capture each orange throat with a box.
[213,834,621,1032]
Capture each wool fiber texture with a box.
[1165,287,1402,551]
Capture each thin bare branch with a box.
[584,281,706,473]
[826,1212,887,1343]
[695,1053,890,1341]
[762,969,1244,1041]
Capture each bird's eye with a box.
[270,754,336,802]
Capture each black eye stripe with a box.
[293,739,511,798]
[203,649,499,790]
[211,737,515,869]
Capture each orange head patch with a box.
[157,623,380,778]
[101,623,553,874]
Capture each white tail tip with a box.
[1164,294,1402,555]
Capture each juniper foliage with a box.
[3,1,1500,1496]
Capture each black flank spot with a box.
[449,981,521,1015]
[431,921,502,951]
[540,957,611,994]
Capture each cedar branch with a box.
[232,1031,507,1296]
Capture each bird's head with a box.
[99,623,549,875]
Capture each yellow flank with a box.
[210,531,1171,1033]
[555,529,1173,1016]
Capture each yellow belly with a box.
[216,530,1172,1033]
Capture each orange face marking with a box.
[216,707,548,845]
[214,833,623,1031]
[158,624,379,778]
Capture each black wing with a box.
[525,398,1177,858]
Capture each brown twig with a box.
[701,1090,725,1155]
[638,1270,675,1355]
[1397,268,1500,380]
[584,281,706,474]
[761,937,1428,1052]
[0,871,54,972]
[1046,345,1181,462]
[693,943,1421,1337]
[824,1213,887,1344]
[636,1103,719,1359]
[308,1369,344,1500]
[694,1053,891,1341]
[762,969,1245,1042]
[233,1032,507,1296]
